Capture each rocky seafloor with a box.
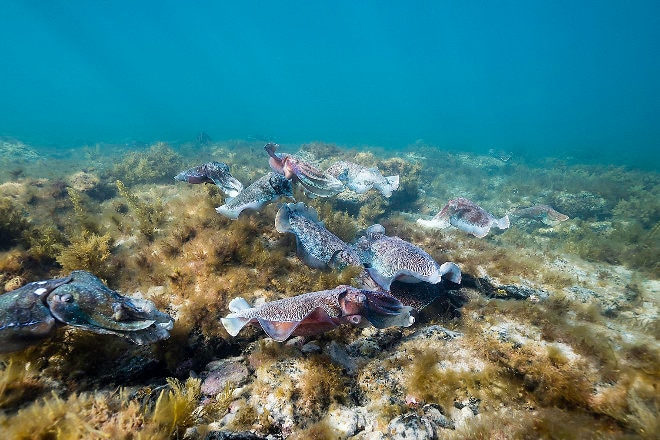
[0,138,658,439]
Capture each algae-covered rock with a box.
[549,191,607,220]
[387,412,435,440]
[67,171,100,193]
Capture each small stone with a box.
[349,432,384,440]
[326,405,363,438]
[68,171,100,192]
[301,341,321,354]
[201,357,249,395]
[408,325,462,341]
[422,404,455,430]
[325,340,360,375]
[387,412,435,440]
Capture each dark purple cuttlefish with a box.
[175,161,243,197]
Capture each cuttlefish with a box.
[276,202,362,270]
[355,224,462,291]
[175,161,244,197]
[265,143,344,197]
[216,172,293,219]
[325,160,400,198]
[221,286,414,341]
[509,205,569,226]
[0,271,173,353]
[417,197,510,238]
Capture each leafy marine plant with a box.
[56,230,114,280]
[107,142,182,185]
[116,180,165,240]
[0,377,202,440]
[0,197,29,250]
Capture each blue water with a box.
[1,1,659,168]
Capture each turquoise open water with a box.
[1,1,658,169]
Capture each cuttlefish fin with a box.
[228,297,251,312]
[496,214,510,230]
[258,307,338,341]
[221,297,253,336]
[221,315,250,337]
[439,262,462,284]
[257,318,301,342]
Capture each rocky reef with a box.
[0,139,657,439]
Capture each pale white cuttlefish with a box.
[355,224,462,291]
[417,197,510,238]
[325,160,400,197]
[221,286,414,342]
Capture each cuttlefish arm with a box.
[285,157,345,197]
[264,143,344,197]
[46,271,173,345]
[264,143,286,175]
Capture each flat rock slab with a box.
[201,356,249,396]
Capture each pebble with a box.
[201,357,249,396]
[387,412,436,440]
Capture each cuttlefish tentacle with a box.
[221,286,414,342]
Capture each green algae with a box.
[107,142,182,185]
[0,197,29,250]
[116,179,165,240]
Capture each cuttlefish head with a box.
[338,287,414,329]
[46,271,173,345]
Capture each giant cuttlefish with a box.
[174,161,244,197]
[221,286,414,341]
[509,205,569,226]
[325,160,400,198]
[216,172,293,219]
[276,202,362,270]
[0,271,174,353]
[265,143,344,197]
[417,197,510,238]
[356,224,462,291]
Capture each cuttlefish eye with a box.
[60,293,73,302]
[339,290,367,315]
